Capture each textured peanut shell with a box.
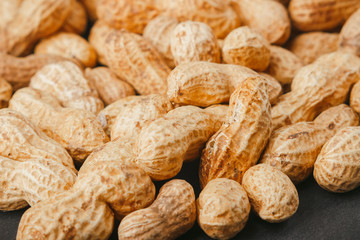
[259,73,282,105]
[0,0,72,56]
[0,53,75,90]
[199,76,271,187]
[104,29,170,95]
[197,178,250,240]
[271,51,360,130]
[118,179,196,240]
[0,0,21,30]
[243,164,299,223]
[171,21,221,66]
[222,26,270,71]
[136,106,224,180]
[339,8,360,57]
[9,88,109,163]
[60,0,87,34]
[88,21,113,65]
[266,45,304,85]
[85,67,135,105]
[314,126,360,193]
[98,94,173,137]
[231,0,290,45]
[143,15,179,68]
[350,81,360,114]
[289,0,360,31]
[261,104,359,183]
[35,32,97,68]
[30,61,104,114]
[0,77,12,108]
[17,161,155,239]
[289,32,339,65]
[159,0,240,39]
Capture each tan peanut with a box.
[197,178,250,240]
[0,0,21,30]
[88,20,113,65]
[143,15,179,68]
[242,164,299,223]
[289,0,360,31]
[259,73,282,105]
[261,104,359,184]
[9,88,109,163]
[0,0,72,56]
[0,53,76,90]
[35,32,97,68]
[85,67,135,106]
[118,179,196,240]
[271,51,360,130]
[98,94,173,137]
[17,161,155,240]
[104,29,171,95]
[29,61,104,114]
[231,0,290,45]
[0,77,12,108]
[289,32,339,65]
[222,26,270,71]
[314,126,360,193]
[350,81,360,114]
[266,45,304,85]
[339,8,360,57]
[60,0,88,35]
[170,21,221,65]
[199,76,271,187]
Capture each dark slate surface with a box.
[1,159,360,240]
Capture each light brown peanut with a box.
[222,26,270,71]
[17,161,155,240]
[85,67,135,106]
[350,80,360,114]
[35,32,97,68]
[289,32,339,65]
[29,61,104,114]
[9,88,109,163]
[143,15,179,68]
[60,0,88,35]
[271,51,360,130]
[0,0,22,30]
[118,179,196,240]
[242,164,299,223]
[314,126,360,193]
[199,76,271,187]
[0,77,12,108]
[259,73,282,105]
[104,29,171,95]
[88,20,113,65]
[231,0,290,45]
[289,0,360,31]
[170,21,221,65]
[339,8,360,57]
[197,178,250,240]
[261,104,359,184]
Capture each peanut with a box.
[60,0,88,35]
[104,29,171,95]
[118,179,196,240]
[34,32,97,68]
[339,8,360,57]
[88,20,113,65]
[0,0,21,30]
[222,26,270,71]
[261,104,359,184]
[197,178,250,240]
[85,67,135,105]
[271,51,360,130]
[350,81,360,114]
[314,126,360,193]
[199,76,271,187]
[259,73,282,105]
[170,21,221,65]
[29,61,104,114]
[0,77,12,108]
[79,0,98,21]
[242,164,299,223]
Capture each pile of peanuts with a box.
[1,0,360,239]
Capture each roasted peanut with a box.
[314,126,360,193]
[88,20,113,65]
[60,0,88,35]
[85,67,135,105]
[171,21,221,65]
[199,76,271,187]
[242,164,299,223]
[197,178,250,240]
[222,26,270,71]
[261,104,359,184]
[118,179,196,240]
[0,77,12,108]
[35,32,97,68]
[339,8,360,57]
[271,51,360,130]
[29,61,104,114]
